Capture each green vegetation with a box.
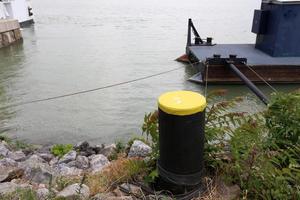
[51,144,73,158]
[141,89,300,199]
[0,133,36,151]
[204,90,300,199]
[1,88,299,200]
[86,158,148,196]
[142,111,159,183]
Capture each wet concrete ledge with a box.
[0,19,22,49]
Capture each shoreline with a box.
[0,90,299,199]
[0,134,156,199]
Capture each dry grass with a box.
[86,157,147,196]
[193,177,240,200]
[193,177,222,200]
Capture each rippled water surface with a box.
[0,0,299,144]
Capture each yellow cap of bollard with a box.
[158,91,206,116]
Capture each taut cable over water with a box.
[0,66,183,110]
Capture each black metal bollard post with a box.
[157,91,206,190]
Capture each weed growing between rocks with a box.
[86,158,148,196]
[51,144,74,158]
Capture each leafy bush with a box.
[205,90,300,199]
[51,144,73,158]
[141,89,300,199]
[142,111,159,159]
[142,111,159,183]
[265,91,300,146]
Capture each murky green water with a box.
[0,0,299,144]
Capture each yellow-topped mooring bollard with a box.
[157,90,206,187]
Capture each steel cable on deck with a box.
[0,66,183,110]
[243,62,278,92]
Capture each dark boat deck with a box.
[189,44,300,66]
[186,44,300,84]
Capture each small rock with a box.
[0,167,24,182]
[49,157,59,166]
[38,183,46,188]
[67,160,77,167]
[26,154,46,163]
[75,155,89,169]
[100,144,117,157]
[57,183,90,199]
[0,182,19,195]
[37,188,50,200]
[89,154,110,173]
[75,141,90,152]
[76,141,101,157]
[58,150,77,164]
[57,163,83,176]
[0,158,17,167]
[146,195,172,200]
[84,147,97,157]
[92,145,102,154]
[112,187,125,197]
[38,153,54,162]
[0,142,10,157]
[220,183,241,200]
[92,193,133,200]
[128,140,152,158]
[119,183,143,197]
[7,150,26,161]
[0,182,30,195]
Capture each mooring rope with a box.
[0,66,182,110]
[204,64,209,98]
[243,63,278,92]
[187,60,208,97]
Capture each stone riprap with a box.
[0,19,22,49]
[0,139,155,199]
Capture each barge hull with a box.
[187,44,300,84]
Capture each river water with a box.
[0,0,299,144]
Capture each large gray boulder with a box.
[56,183,90,199]
[58,150,77,164]
[89,154,110,173]
[19,155,57,184]
[75,155,89,169]
[128,140,152,158]
[0,182,30,195]
[0,182,19,195]
[56,163,83,176]
[0,158,17,168]
[7,150,26,161]
[100,144,117,158]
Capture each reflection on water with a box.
[0,42,25,133]
[0,0,299,144]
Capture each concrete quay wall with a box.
[0,19,22,49]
